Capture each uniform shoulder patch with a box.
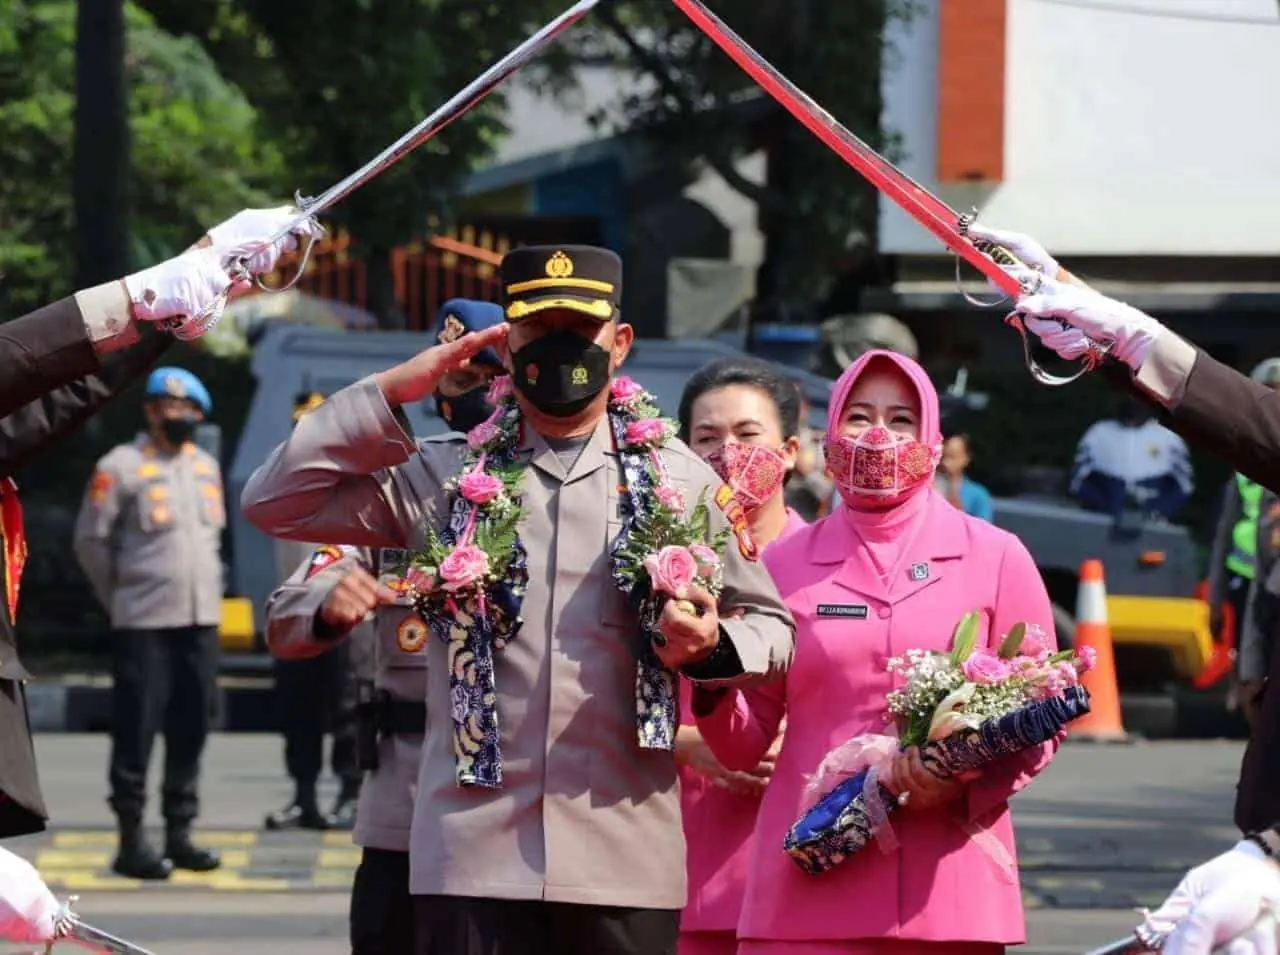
[305,545,345,579]
[714,483,759,561]
[89,470,115,505]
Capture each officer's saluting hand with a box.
[374,325,509,406]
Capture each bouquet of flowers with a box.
[783,611,1094,876]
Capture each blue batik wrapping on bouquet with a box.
[783,685,1091,875]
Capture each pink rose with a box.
[611,376,646,404]
[487,375,514,405]
[1019,624,1053,660]
[642,545,698,595]
[624,418,670,447]
[1076,645,1097,673]
[405,567,436,593]
[1053,660,1080,686]
[438,544,489,592]
[961,650,1013,686]
[467,419,500,450]
[689,543,720,575]
[654,484,686,512]
[459,470,504,505]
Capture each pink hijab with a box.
[825,349,944,576]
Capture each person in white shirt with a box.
[1071,395,1194,521]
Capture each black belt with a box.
[376,697,426,736]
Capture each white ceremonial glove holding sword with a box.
[123,205,325,340]
[1136,840,1280,954]
[968,223,1168,374]
[0,846,61,944]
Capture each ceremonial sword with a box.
[1084,903,1278,954]
[670,0,1108,387]
[40,898,157,955]
[172,0,600,338]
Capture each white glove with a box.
[965,222,1061,277]
[0,847,61,943]
[123,246,245,336]
[205,204,324,277]
[1014,274,1163,370]
[1143,840,1280,955]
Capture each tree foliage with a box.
[566,0,920,318]
[0,1,284,316]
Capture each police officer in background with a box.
[1207,359,1280,655]
[73,367,225,880]
[429,298,506,433]
[264,390,363,832]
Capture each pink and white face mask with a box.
[824,426,940,507]
[705,442,789,511]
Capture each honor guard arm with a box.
[265,545,370,660]
[0,281,147,421]
[0,325,171,477]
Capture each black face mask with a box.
[160,416,199,446]
[436,387,494,434]
[510,330,612,417]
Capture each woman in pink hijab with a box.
[695,350,1059,954]
[675,358,810,955]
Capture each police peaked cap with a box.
[499,245,622,323]
[145,367,212,414]
[434,298,505,367]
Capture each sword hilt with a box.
[956,210,1110,388]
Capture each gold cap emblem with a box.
[440,314,466,344]
[545,251,574,280]
[164,374,186,398]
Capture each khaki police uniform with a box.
[267,544,423,953]
[241,377,795,953]
[73,433,224,826]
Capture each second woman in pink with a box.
[696,350,1060,954]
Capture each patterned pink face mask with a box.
[705,442,789,511]
[824,426,940,506]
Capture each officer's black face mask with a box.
[159,415,199,446]
[510,330,612,418]
[436,387,494,434]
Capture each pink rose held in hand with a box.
[643,545,698,595]
[962,650,1013,685]
[1019,624,1053,660]
[438,544,490,591]
[689,543,720,575]
[459,470,504,505]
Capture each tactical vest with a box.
[1226,473,1264,579]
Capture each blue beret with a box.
[434,299,503,368]
[145,367,212,414]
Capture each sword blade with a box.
[56,916,158,955]
[259,0,600,251]
[670,0,1022,299]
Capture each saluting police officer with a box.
[243,246,795,955]
[265,390,363,832]
[73,367,225,880]
[262,299,505,954]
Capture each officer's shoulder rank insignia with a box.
[714,483,759,561]
[306,544,345,578]
[439,314,466,345]
[396,615,428,653]
[137,462,161,480]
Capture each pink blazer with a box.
[697,492,1059,945]
[679,509,808,934]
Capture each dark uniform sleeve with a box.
[0,324,171,477]
[0,281,141,422]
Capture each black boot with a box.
[165,823,221,872]
[265,799,329,831]
[112,818,172,881]
[326,787,359,831]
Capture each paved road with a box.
[0,733,1246,953]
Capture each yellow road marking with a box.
[207,872,293,891]
[309,871,356,888]
[52,831,259,848]
[53,873,143,892]
[322,830,356,846]
[317,848,361,868]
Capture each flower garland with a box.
[402,374,727,788]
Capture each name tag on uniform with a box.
[816,603,869,619]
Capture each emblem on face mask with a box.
[440,314,465,344]
[571,365,588,386]
[545,250,574,279]
[526,363,539,385]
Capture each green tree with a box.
[0,0,284,317]
[138,0,575,328]
[571,0,919,326]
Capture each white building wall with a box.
[881,0,1280,256]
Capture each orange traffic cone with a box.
[1067,559,1129,742]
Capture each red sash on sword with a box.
[0,477,27,621]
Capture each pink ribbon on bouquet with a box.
[801,733,902,854]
